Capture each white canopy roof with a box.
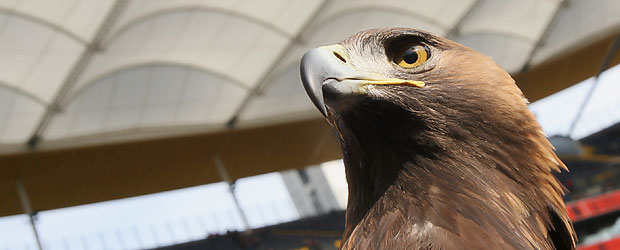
[1,0,620,151]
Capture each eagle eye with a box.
[393,45,430,69]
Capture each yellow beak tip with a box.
[407,80,425,87]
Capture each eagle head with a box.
[300,28,576,250]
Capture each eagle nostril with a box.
[333,52,347,63]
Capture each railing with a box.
[579,236,620,250]
[0,201,299,250]
[566,190,620,222]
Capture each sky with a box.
[528,63,620,139]
[0,173,299,250]
[1,65,620,250]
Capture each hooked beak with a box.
[300,44,424,117]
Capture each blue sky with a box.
[2,64,620,250]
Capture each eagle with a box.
[299,28,576,250]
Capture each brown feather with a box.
[322,28,576,249]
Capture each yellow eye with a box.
[393,45,430,68]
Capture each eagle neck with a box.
[336,112,435,239]
[334,99,566,244]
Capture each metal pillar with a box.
[16,180,43,250]
[568,32,620,137]
[214,156,252,233]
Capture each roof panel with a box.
[0,0,114,42]
[0,12,83,103]
[106,0,322,41]
[173,71,245,124]
[0,86,44,144]
[456,34,533,73]
[458,0,560,41]
[71,10,288,100]
[19,33,82,102]
[226,29,290,85]
[239,64,316,123]
[312,0,475,32]
[269,0,324,34]
[235,0,299,32]
[532,0,620,65]
[304,9,447,46]
[44,66,246,140]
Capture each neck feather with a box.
[335,99,566,242]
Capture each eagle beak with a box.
[300,44,424,117]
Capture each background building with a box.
[281,165,342,218]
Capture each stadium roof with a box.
[2,0,620,216]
